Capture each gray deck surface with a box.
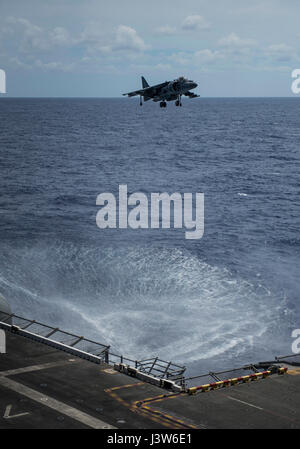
[0,331,299,429]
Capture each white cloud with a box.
[6,17,48,52]
[3,11,297,80]
[78,24,148,55]
[155,25,177,36]
[114,25,148,52]
[154,15,210,37]
[1,17,150,74]
[9,56,32,69]
[218,32,257,47]
[267,43,293,53]
[35,59,74,71]
[168,49,224,69]
[194,49,224,64]
[3,17,74,52]
[50,27,72,46]
[181,15,210,31]
[168,52,191,66]
[266,43,298,63]
[130,62,172,73]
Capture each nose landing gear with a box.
[160,101,167,108]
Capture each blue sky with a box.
[0,0,300,97]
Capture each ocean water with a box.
[0,97,299,376]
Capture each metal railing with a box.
[183,364,269,388]
[0,312,186,385]
[275,353,300,366]
[2,311,295,389]
[136,357,186,383]
[182,354,300,388]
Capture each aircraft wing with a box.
[184,91,200,98]
[123,81,169,98]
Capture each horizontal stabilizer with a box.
[123,89,144,97]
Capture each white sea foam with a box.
[0,242,288,374]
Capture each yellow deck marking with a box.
[110,382,144,391]
[287,369,300,376]
[105,383,198,429]
[102,368,118,375]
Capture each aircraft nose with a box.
[191,82,198,89]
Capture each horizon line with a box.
[0,95,299,99]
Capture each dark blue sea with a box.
[0,97,299,376]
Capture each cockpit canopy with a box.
[172,77,194,91]
[177,76,193,83]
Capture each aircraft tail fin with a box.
[141,76,149,88]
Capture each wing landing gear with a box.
[140,96,143,106]
[160,101,167,108]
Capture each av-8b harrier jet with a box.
[123,76,199,108]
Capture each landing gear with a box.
[160,101,167,108]
[139,96,143,106]
[175,95,182,107]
